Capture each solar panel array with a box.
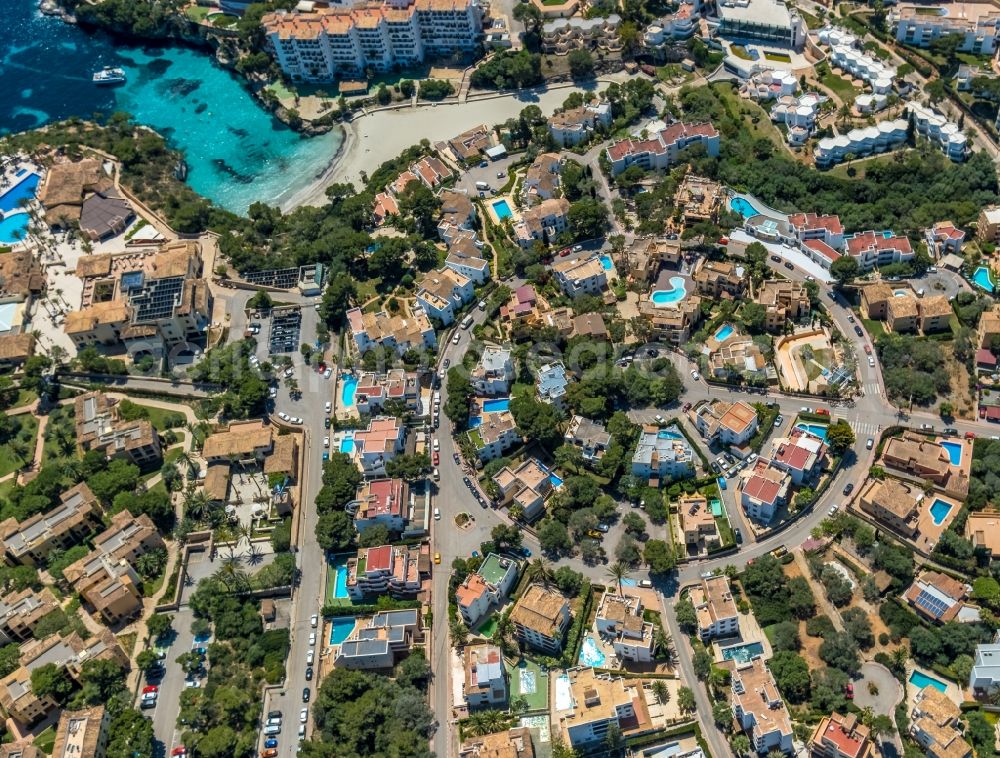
[131,276,184,322]
[915,588,950,619]
[240,267,300,289]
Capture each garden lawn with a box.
[819,70,859,104]
[505,657,549,711]
[0,414,39,478]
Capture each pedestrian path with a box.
[862,382,881,396]
[850,418,880,436]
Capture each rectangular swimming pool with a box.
[482,398,510,413]
[492,199,512,220]
[909,670,948,693]
[796,422,829,441]
[328,616,356,645]
[0,173,39,214]
[721,642,764,663]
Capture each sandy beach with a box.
[279,82,605,211]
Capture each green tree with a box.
[769,651,811,703]
[567,49,595,79]
[825,420,856,454]
[675,597,697,630]
[31,663,73,703]
[644,539,675,573]
[830,256,861,286]
[315,511,356,552]
[677,686,696,713]
[537,519,572,555]
[713,699,733,730]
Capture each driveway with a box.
[854,661,903,716]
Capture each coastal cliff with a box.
[46,0,336,135]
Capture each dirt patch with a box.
[939,343,976,419]
[782,559,804,582]
[799,620,826,670]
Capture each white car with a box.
[308,632,316,647]
[249,355,259,365]
[653,414,665,425]
[828,504,839,516]
[290,417,303,425]
[306,650,314,665]
[452,333,460,345]
[284,368,294,378]
[324,368,333,380]
[690,370,700,381]
[310,614,318,628]
[185,680,200,689]
[573,244,583,251]
[324,401,332,414]
[323,437,330,448]
[298,724,306,738]
[278,412,290,422]
[432,438,440,452]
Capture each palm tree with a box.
[606,561,631,596]
[185,490,211,522]
[464,709,509,737]
[651,680,670,704]
[527,558,554,589]
[730,734,752,756]
[891,645,909,672]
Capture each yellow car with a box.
[434,552,441,564]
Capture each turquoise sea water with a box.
[1,0,341,215]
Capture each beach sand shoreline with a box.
[278,80,626,212]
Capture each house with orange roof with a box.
[455,553,518,626]
[351,478,410,533]
[810,712,872,758]
[693,399,759,449]
[739,459,791,524]
[768,428,826,485]
[845,230,914,270]
[787,212,845,249]
[606,122,719,176]
[352,416,407,476]
[373,192,399,225]
[925,221,965,257]
[345,543,425,599]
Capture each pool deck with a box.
[711,611,771,663]
[907,665,964,706]
[913,490,962,553]
[486,194,520,225]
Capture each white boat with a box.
[93,67,126,85]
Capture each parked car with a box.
[305,666,313,681]
[774,414,783,427]
[263,725,281,736]
[300,708,309,723]
[866,437,874,449]
[324,401,332,414]
[734,528,743,544]
[848,315,856,323]
[264,739,278,749]
[638,579,653,588]
[262,750,278,758]
[943,427,958,436]
[596,523,610,533]
[828,504,839,516]
[323,368,333,380]
[308,632,316,647]
[266,717,282,727]
[844,683,854,700]
[141,699,157,710]
[310,614,318,628]
[863,344,872,355]
[690,370,700,381]
[966,431,977,440]
[143,685,159,694]
[306,650,314,665]
[842,483,854,496]
[854,325,864,337]
[302,688,311,703]
[434,552,441,564]
[268,711,282,720]
[784,261,794,270]
[171,748,187,757]
[278,412,290,422]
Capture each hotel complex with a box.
[262,0,483,83]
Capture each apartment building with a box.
[810,712,872,758]
[438,189,478,242]
[740,459,792,525]
[882,432,967,494]
[572,313,608,340]
[510,585,571,653]
[675,174,724,222]
[334,608,423,670]
[455,553,518,626]
[345,544,423,600]
[770,93,825,144]
[523,153,561,205]
[535,361,568,408]
[679,494,719,547]
[460,727,535,758]
[969,643,1000,698]
[352,369,421,415]
[0,588,59,645]
[414,267,475,326]
[845,230,915,270]
[51,706,110,758]
[564,416,612,465]
[468,409,521,462]
[827,45,895,91]
[907,102,968,162]
[627,236,682,281]
[541,15,622,55]
[858,476,922,538]
[769,429,827,485]
[552,255,608,297]
[353,416,407,476]
[201,420,274,464]
[925,221,965,257]
[373,191,399,225]
[694,259,745,300]
[904,571,968,624]
[978,206,1000,243]
[689,575,739,640]
[706,337,769,384]
[75,392,162,467]
[346,307,437,355]
[262,0,481,83]
[0,483,102,567]
[0,334,36,371]
[445,232,490,284]
[637,295,704,345]
[557,668,654,749]
[694,399,759,449]
[731,657,794,755]
[493,459,553,522]
[63,511,165,624]
[787,212,845,249]
[595,592,656,663]
[548,101,613,147]
[606,122,720,176]
[440,124,494,163]
[909,687,973,758]
[815,120,908,169]
[892,4,1000,55]
[65,241,212,352]
[644,2,699,44]
[471,346,514,396]
[631,424,695,483]
[0,630,126,725]
[978,303,1000,351]
[351,478,410,533]
[513,198,571,249]
[463,643,508,707]
[715,0,806,49]
[757,280,810,331]
[742,68,798,100]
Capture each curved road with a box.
[428,254,992,757]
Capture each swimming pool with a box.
[973,266,995,293]
[330,555,351,599]
[599,254,613,271]
[909,670,948,693]
[929,498,954,527]
[579,636,607,667]
[492,199,513,220]
[721,642,764,664]
[554,674,573,711]
[549,473,563,488]
[940,441,963,466]
[340,375,358,407]
[328,616,356,645]
[714,324,735,342]
[729,196,760,219]
[0,213,30,245]
[796,422,829,441]
[468,416,482,429]
[0,173,39,214]
[339,432,355,454]
[657,429,683,440]
[650,277,688,306]
[483,398,510,413]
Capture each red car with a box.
[816,408,830,416]
[844,683,854,699]
[143,685,159,695]
[864,344,872,355]
[559,249,570,257]
[432,451,439,465]
[966,431,977,440]
[261,750,278,758]
[171,747,187,757]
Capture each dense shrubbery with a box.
[875,334,950,406]
[741,555,816,626]
[470,51,543,90]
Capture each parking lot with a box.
[269,308,302,354]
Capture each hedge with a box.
[561,580,594,668]
[322,599,420,617]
